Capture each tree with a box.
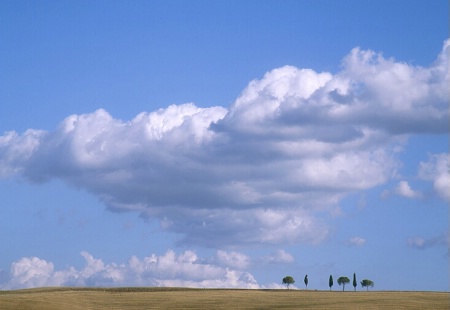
[361,279,374,291]
[282,276,295,289]
[337,276,350,291]
[329,275,333,291]
[304,275,308,290]
[353,273,357,291]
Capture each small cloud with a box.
[407,233,449,250]
[407,237,427,249]
[348,236,366,247]
[394,181,423,199]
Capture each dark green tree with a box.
[361,279,374,291]
[329,275,333,291]
[282,276,295,289]
[337,276,350,291]
[304,274,308,290]
[353,273,357,291]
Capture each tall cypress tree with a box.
[329,275,333,291]
[353,273,357,291]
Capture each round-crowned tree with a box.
[282,276,295,289]
[337,276,350,291]
[361,279,374,291]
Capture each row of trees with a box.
[282,273,374,291]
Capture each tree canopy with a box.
[337,276,350,291]
[282,276,295,289]
[361,279,374,291]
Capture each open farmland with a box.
[0,287,448,309]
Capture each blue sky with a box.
[0,0,448,291]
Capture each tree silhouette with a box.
[353,273,357,291]
[361,279,374,291]
[282,276,295,289]
[304,275,308,290]
[329,275,333,291]
[337,276,350,291]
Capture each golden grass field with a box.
[0,287,448,309]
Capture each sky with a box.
[0,0,448,291]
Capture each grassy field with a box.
[0,287,448,309]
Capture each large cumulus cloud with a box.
[0,40,448,247]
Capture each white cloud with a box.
[261,250,295,264]
[380,181,423,199]
[214,250,251,270]
[407,233,449,250]
[348,237,367,247]
[0,40,448,247]
[0,250,259,290]
[418,153,450,202]
[8,257,56,289]
[0,130,45,177]
[394,181,423,199]
[150,207,330,247]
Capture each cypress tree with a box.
[329,275,333,291]
[353,273,357,291]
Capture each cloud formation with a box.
[407,234,449,250]
[394,181,423,199]
[261,250,295,264]
[0,40,448,247]
[348,237,367,247]
[0,250,260,290]
[418,153,450,203]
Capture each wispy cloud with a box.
[0,40,448,248]
[261,250,295,264]
[348,236,367,247]
[407,233,449,250]
[418,153,450,203]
